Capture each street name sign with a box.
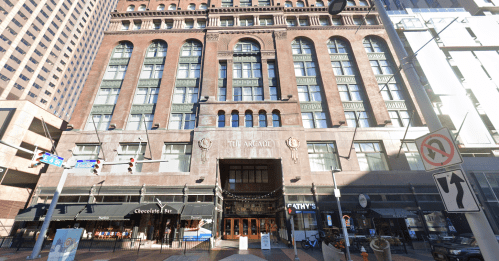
[40,153,64,168]
[74,160,97,169]
[433,169,479,213]
[415,128,463,171]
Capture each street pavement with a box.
[0,247,434,261]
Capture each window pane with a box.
[168,114,182,129]
[315,112,327,128]
[302,113,314,128]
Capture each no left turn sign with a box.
[415,128,463,171]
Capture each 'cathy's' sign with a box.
[286,203,316,211]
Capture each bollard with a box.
[361,246,369,261]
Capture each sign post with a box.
[332,170,352,261]
[288,207,300,261]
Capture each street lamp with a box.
[332,168,352,261]
[328,0,347,15]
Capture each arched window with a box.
[272,111,281,127]
[245,111,253,127]
[296,1,305,7]
[234,41,260,52]
[363,37,383,53]
[168,4,176,10]
[291,38,312,54]
[327,38,347,54]
[259,111,267,127]
[188,4,195,10]
[285,1,292,7]
[359,0,369,6]
[112,42,133,58]
[127,5,135,11]
[347,0,355,6]
[200,3,208,9]
[181,41,202,57]
[218,111,225,127]
[146,40,167,58]
[157,4,165,10]
[316,1,324,7]
[138,4,146,11]
[231,111,239,127]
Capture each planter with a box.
[370,238,392,261]
[322,241,343,261]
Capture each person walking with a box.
[270,221,278,244]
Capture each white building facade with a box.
[389,8,499,232]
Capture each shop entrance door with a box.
[224,218,241,240]
[223,218,275,240]
[248,218,259,240]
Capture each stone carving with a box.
[329,54,349,61]
[206,33,219,42]
[274,31,287,40]
[335,76,356,84]
[217,51,233,58]
[296,77,317,85]
[385,101,407,109]
[233,56,258,62]
[342,101,365,110]
[233,79,260,87]
[138,79,161,87]
[179,57,201,63]
[131,104,155,114]
[172,104,196,112]
[376,75,396,83]
[285,137,300,164]
[300,102,323,111]
[198,138,213,163]
[175,79,198,87]
[144,57,165,64]
[108,58,130,65]
[91,105,115,114]
[293,54,313,61]
[101,80,123,88]
[367,53,386,60]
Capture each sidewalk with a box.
[0,247,433,260]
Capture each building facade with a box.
[0,0,118,121]
[389,8,499,233]
[0,101,65,236]
[15,0,464,245]
[381,0,499,16]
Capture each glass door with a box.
[249,218,259,239]
[233,218,240,239]
[242,219,249,236]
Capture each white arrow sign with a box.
[433,169,479,213]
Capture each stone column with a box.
[261,59,271,100]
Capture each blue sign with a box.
[41,153,64,167]
[48,228,83,261]
[74,160,97,169]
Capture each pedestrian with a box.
[270,221,278,244]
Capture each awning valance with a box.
[15,204,85,222]
[370,208,418,219]
[181,204,214,220]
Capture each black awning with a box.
[76,204,139,221]
[371,208,418,219]
[181,204,214,220]
[15,204,87,222]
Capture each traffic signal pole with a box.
[372,0,499,259]
[333,171,352,261]
[27,166,71,259]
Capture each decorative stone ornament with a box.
[198,138,213,163]
[286,137,300,163]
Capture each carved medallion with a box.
[274,31,287,40]
[206,33,219,42]
[198,138,213,163]
[285,137,300,164]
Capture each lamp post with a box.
[332,168,352,261]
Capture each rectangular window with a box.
[298,85,322,102]
[140,64,164,79]
[260,18,273,26]
[184,21,194,29]
[240,0,251,6]
[173,87,199,103]
[103,65,127,80]
[286,19,297,27]
[402,142,424,170]
[220,18,234,26]
[270,86,278,101]
[229,165,268,184]
[268,62,276,78]
[302,112,327,128]
[378,83,403,100]
[338,84,362,101]
[299,19,308,26]
[221,0,233,7]
[308,143,340,171]
[294,62,316,77]
[94,88,120,104]
[389,110,412,127]
[169,113,196,130]
[126,114,154,130]
[218,87,227,101]
[160,144,192,172]
[177,64,200,78]
[84,114,112,131]
[344,111,370,127]
[72,144,100,161]
[113,144,146,173]
[219,63,227,78]
[240,19,254,26]
[233,87,263,101]
[233,63,261,78]
[354,142,389,171]
[133,88,159,104]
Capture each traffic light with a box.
[30,149,45,168]
[92,159,103,175]
[128,157,136,174]
[287,206,296,215]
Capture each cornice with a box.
[287,25,385,31]
[208,6,284,13]
[105,29,206,35]
[111,10,207,18]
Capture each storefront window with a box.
[143,195,183,202]
[293,212,318,230]
[187,195,214,202]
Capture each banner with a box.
[48,228,83,261]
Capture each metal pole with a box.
[333,172,352,261]
[290,215,299,261]
[373,0,499,259]
[27,167,70,259]
[91,116,106,161]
